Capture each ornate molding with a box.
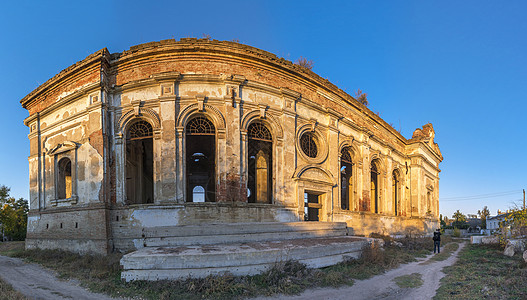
[47,141,79,156]
[241,110,284,139]
[176,103,226,131]
[118,106,161,135]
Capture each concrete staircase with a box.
[120,222,372,281]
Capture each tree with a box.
[354,89,368,106]
[0,185,9,204]
[0,185,28,241]
[498,208,527,245]
[477,206,490,229]
[294,56,314,70]
[452,210,467,229]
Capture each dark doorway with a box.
[247,122,272,204]
[126,120,154,204]
[304,192,321,221]
[186,116,216,202]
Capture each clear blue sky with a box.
[1,1,525,218]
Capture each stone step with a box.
[142,221,347,238]
[140,221,348,247]
[143,228,346,247]
[121,236,371,281]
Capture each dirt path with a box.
[0,255,119,300]
[254,242,466,300]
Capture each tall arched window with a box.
[340,147,353,210]
[371,160,380,213]
[57,157,72,199]
[247,122,272,203]
[186,116,216,202]
[392,170,400,216]
[126,120,154,204]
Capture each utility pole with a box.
[524,189,525,210]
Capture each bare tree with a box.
[294,56,314,70]
[202,34,212,41]
[354,89,368,106]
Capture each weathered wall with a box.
[22,39,442,254]
[26,206,109,254]
[110,204,298,251]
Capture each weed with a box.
[452,228,461,237]
[0,237,440,300]
[420,242,460,265]
[0,241,24,256]
[393,273,423,288]
[434,244,527,299]
[0,276,27,300]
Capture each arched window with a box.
[248,122,272,203]
[392,170,400,216]
[57,157,72,199]
[371,160,380,213]
[192,186,205,203]
[340,147,353,210]
[300,132,318,158]
[126,120,154,204]
[186,116,216,202]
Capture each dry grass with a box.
[419,242,460,265]
[0,241,24,256]
[434,243,527,299]
[0,237,440,300]
[0,277,27,300]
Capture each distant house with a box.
[486,213,510,232]
[467,217,481,232]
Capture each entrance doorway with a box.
[304,192,321,221]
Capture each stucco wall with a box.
[22,39,442,254]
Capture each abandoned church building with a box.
[21,39,442,279]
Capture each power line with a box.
[440,189,522,202]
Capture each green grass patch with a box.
[420,242,460,265]
[0,241,25,256]
[434,243,527,299]
[393,273,423,288]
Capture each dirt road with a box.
[0,255,118,300]
[254,242,466,300]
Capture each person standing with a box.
[433,229,441,253]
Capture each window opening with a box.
[392,170,399,216]
[192,186,205,202]
[186,116,216,202]
[371,161,379,213]
[129,120,153,140]
[57,157,72,199]
[300,132,318,158]
[126,120,154,204]
[186,116,215,135]
[248,122,272,204]
[340,147,353,210]
[304,192,321,221]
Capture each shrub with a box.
[452,228,461,237]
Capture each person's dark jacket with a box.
[433,231,441,242]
